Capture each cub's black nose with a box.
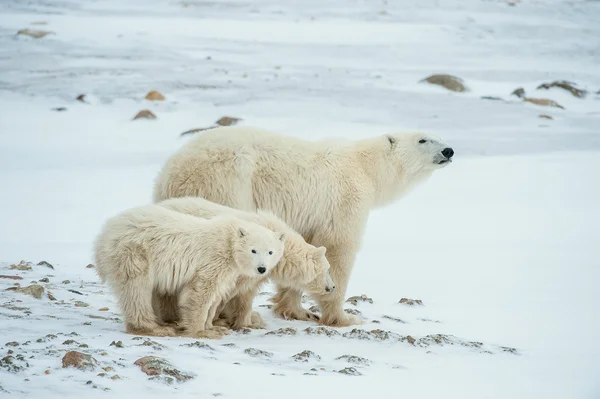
[325,286,336,293]
[257,267,266,274]
[442,147,454,158]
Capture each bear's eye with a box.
[268,251,273,255]
[251,249,257,254]
[419,139,427,144]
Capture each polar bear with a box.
[94,204,284,338]
[155,197,336,330]
[153,126,453,327]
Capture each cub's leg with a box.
[178,277,227,339]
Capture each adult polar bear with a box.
[153,126,454,327]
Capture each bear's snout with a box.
[442,147,454,159]
[257,266,267,274]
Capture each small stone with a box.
[69,289,84,295]
[243,348,273,358]
[537,80,586,98]
[37,261,54,269]
[132,110,157,120]
[215,116,241,126]
[538,114,553,120]
[102,366,113,372]
[343,328,400,342]
[98,307,109,311]
[62,280,71,284]
[145,90,166,101]
[292,350,321,362]
[74,301,89,307]
[524,98,565,109]
[382,315,407,323]
[6,284,44,299]
[303,327,340,337]
[1,355,29,372]
[47,292,56,301]
[76,94,87,103]
[110,341,124,348]
[264,327,297,336]
[182,341,214,350]
[138,340,166,351]
[0,275,23,280]
[421,74,468,92]
[44,369,51,375]
[5,342,19,347]
[180,127,215,137]
[338,367,361,376]
[10,261,32,271]
[481,96,503,101]
[346,294,373,306]
[407,336,416,345]
[335,355,370,365]
[51,107,67,112]
[79,344,89,348]
[97,373,106,377]
[39,278,50,283]
[511,87,526,98]
[398,298,424,306]
[17,29,54,39]
[62,340,77,345]
[134,356,194,382]
[86,264,94,269]
[62,351,98,371]
[110,375,121,380]
[83,322,92,326]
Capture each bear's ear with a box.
[276,232,285,241]
[238,226,248,238]
[387,135,396,147]
[313,246,327,259]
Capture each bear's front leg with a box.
[271,287,320,322]
[313,243,363,327]
[178,278,226,339]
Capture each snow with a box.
[0,0,599,398]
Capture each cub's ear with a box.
[313,246,327,259]
[238,226,248,238]
[387,135,396,147]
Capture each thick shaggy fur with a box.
[94,204,284,338]
[153,126,452,327]
[157,197,335,330]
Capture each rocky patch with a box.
[537,80,586,98]
[292,350,321,362]
[335,355,370,365]
[134,356,194,383]
[346,294,373,306]
[243,348,273,358]
[264,327,297,336]
[398,298,424,306]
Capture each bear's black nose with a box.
[325,286,336,293]
[257,267,266,274]
[442,147,454,158]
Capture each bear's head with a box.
[386,132,454,174]
[302,246,336,296]
[233,221,285,277]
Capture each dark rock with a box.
[37,261,54,269]
[243,348,273,358]
[215,116,241,126]
[382,315,407,323]
[132,110,157,120]
[537,80,586,98]
[62,351,98,371]
[292,350,321,362]
[110,341,124,348]
[134,356,194,382]
[511,88,526,98]
[0,354,29,372]
[69,289,84,296]
[398,298,424,306]
[264,327,297,336]
[346,294,373,306]
[338,367,361,376]
[421,74,468,92]
[39,278,50,283]
[481,96,503,101]
[5,342,19,347]
[76,94,87,103]
[51,107,67,112]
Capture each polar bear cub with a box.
[156,197,336,330]
[94,204,284,338]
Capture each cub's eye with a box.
[419,139,427,144]
[251,249,257,254]
[268,251,273,255]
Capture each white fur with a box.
[153,126,452,326]
[94,204,284,338]
[157,197,335,330]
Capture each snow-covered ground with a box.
[1,0,599,398]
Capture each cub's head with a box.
[302,246,335,296]
[386,132,454,173]
[233,222,285,277]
